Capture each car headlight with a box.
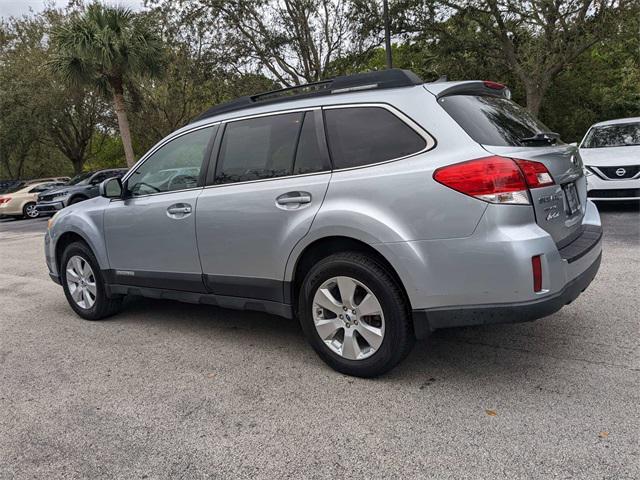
[52,191,70,200]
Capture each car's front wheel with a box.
[60,241,122,320]
[298,252,415,377]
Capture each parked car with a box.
[44,69,602,377]
[0,181,67,219]
[23,176,71,185]
[36,168,127,215]
[579,117,640,201]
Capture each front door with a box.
[104,125,216,291]
[196,110,332,303]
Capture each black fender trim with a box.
[104,283,293,319]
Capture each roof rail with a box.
[194,69,423,122]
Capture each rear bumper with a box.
[0,201,22,216]
[374,199,603,338]
[412,251,601,336]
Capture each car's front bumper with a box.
[585,171,640,201]
[36,200,66,214]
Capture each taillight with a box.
[0,197,10,204]
[515,159,555,187]
[433,156,530,204]
[532,255,543,292]
[483,80,506,90]
[433,156,555,205]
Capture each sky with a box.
[0,0,142,19]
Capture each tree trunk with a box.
[524,81,546,116]
[112,89,136,168]
[71,158,84,175]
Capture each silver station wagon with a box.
[45,69,602,377]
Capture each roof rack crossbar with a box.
[194,69,423,122]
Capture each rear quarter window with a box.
[324,106,427,169]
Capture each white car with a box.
[579,117,640,201]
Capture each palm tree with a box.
[48,3,164,167]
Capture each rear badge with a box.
[546,210,561,221]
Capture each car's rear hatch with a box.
[483,144,586,246]
[432,82,586,246]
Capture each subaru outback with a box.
[45,69,602,377]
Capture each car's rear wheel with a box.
[22,202,39,218]
[298,252,414,377]
[60,241,122,320]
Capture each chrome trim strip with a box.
[201,170,331,191]
[219,106,320,125]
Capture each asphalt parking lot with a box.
[0,203,638,479]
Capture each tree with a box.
[147,0,377,86]
[46,89,112,175]
[48,3,165,167]
[0,12,68,179]
[377,0,627,114]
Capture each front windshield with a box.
[68,171,94,185]
[582,122,640,148]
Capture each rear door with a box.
[438,93,585,246]
[196,109,331,303]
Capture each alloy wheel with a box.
[25,204,39,218]
[66,255,97,309]
[312,276,385,360]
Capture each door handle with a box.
[167,204,192,217]
[276,192,312,205]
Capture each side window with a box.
[215,112,303,184]
[293,112,330,175]
[90,172,109,185]
[324,106,427,169]
[29,184,48,193]
[127,126,214,196]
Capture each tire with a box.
[22,202,39,219]
[298,252,414,377]
[60,241,122,320]
[68,196,87,205]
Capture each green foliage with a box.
[85,135,127,171]
[1,0,637,179]
[48,3,165,95]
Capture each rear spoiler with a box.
[425,80,512,100]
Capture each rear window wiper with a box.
[519,132,560,145]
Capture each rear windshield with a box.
[439,94,560,147]
[581,122,640,148]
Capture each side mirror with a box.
[100,177,123,199]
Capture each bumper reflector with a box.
[532,255,543,292]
